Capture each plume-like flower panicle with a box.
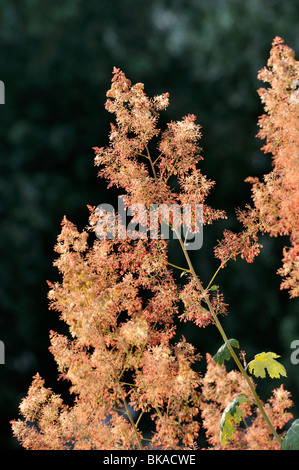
[246,37,299,297]
[214,206,263,266]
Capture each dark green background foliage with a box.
[1,0,298,449]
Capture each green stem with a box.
[206,262,226,290]
[153,154,162,165]
[120,381,137,387]
[206,254,238,291]
[138,152,150,160]
[175,230,282,447]
[135,411,144,428]
[123,396,144,450]
[167,261,190,273]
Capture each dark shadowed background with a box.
[0,0,298,449]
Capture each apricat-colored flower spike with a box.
[246,36,299,297]
[214,205,263,266]
[93,68,226,224]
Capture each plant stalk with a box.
[123,396,144,450]
[175,231,282,447]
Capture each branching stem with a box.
[144,144,282,448]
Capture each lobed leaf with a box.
[220,394,248,445]
[213,339,239,366]
[248,352,287,379]
[282,419,299,450]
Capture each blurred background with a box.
[0,0,298,449]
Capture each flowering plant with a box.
[11,37,298,450]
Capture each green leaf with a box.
[248,352,287,379]
[282,419,299,450]
[210,285,219,290]
[220,394,248,445]
[213,339,240,366]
